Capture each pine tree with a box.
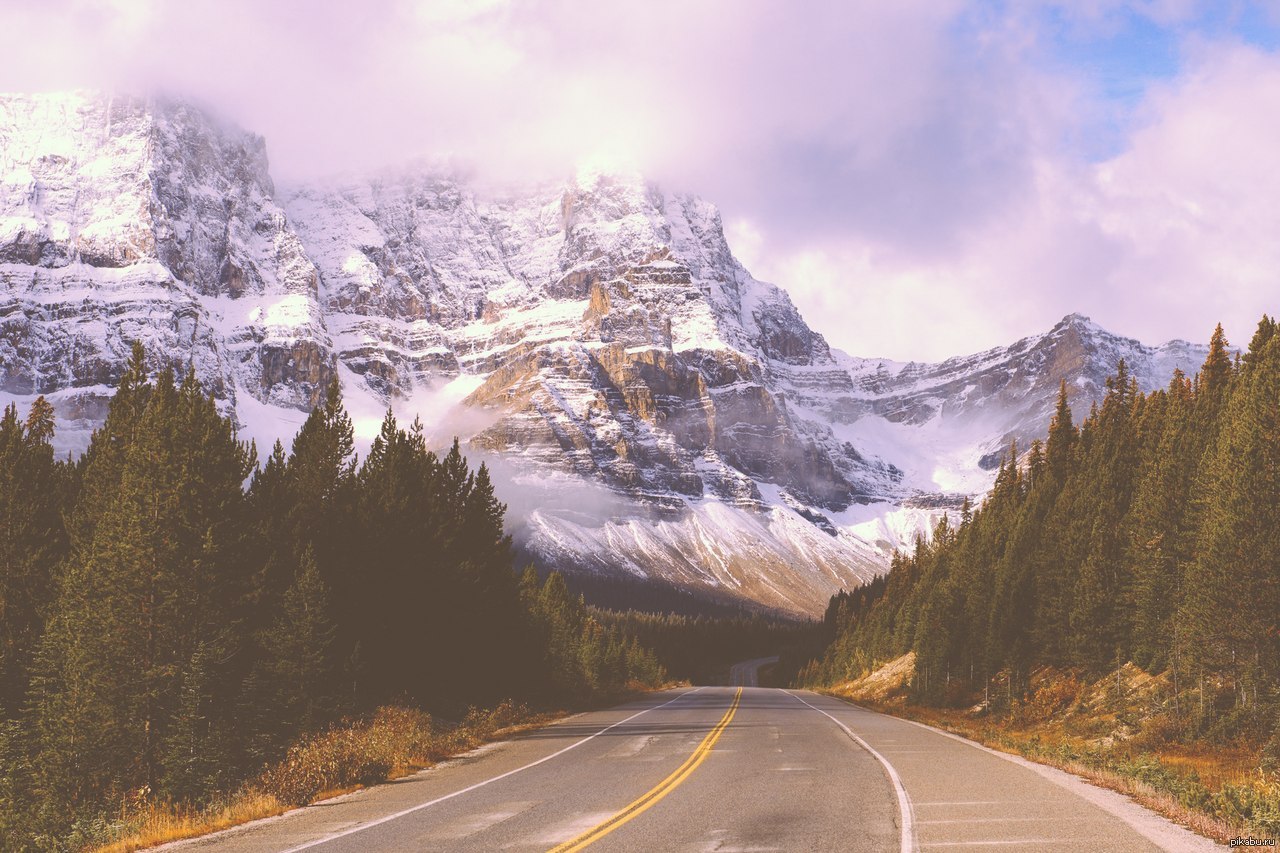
[1183,331,1280,704]
[288,379,355,510]
[23,396,55,444]
[1243,315,1277,371]
[282,378,357,681]
[161,642,226,801]
[351,409,440,704]
[67,341,151,549]
[253,550,339,747]
[1045,380,1077,482]
[808,318,1279,729]
[1067,362,1141,671]
[0,401,65,715]
[1200,323,1233,403]
[987,438,1055,685]
[1126,372,1194,671]
[3,358,681,842]
[245,440,292,620]
[30,361,254,814]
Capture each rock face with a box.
[0,93,1211,615]
[0,92,330,431]
[829,313,1206,485]
[281,168,869,514]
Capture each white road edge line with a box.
[280,686,708,852]
[828,695,1218,853]
[788,691,916,853]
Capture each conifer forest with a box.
[803,317,1280,756]
[0,343,669,847]
[4,319,1280,847]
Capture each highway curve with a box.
[166,682,1218,852]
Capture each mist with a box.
[5,0,1280,360]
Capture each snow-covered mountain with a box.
[0,93,1210,614]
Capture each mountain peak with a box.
[0,88,1216,615]
[572,161,646,192]
[1057,312,1095,330]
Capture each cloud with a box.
[1078,41,1280,343]
[0,1,1037,244]
[468,450,638,535]
[2,1,1279,361]
[737,33,1280,361]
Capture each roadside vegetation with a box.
[802,315,1280,842]
[88,702,546,852]
[826,653,1279,843]
[0,343,666,850]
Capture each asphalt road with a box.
[168,685,1220,852]
[728,655,778,687]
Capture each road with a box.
[169,685,1219,852]
[728,655,778,687]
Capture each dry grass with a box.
[825,657,1280,845]
[94,701,563,853]
[834,652,916,703]
[1159,742,1259,788]
[95,793,288,853]
[895,708,1255,843]
[1054,757,1242,842]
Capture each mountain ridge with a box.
[0,92,1212,613]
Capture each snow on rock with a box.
[0,91,331,434]
[0,93,1213,615]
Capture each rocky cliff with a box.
[0,93,1210,614]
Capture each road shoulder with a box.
[806,691,1220,852]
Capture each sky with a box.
[3,0,1280,360]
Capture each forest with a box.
[0,343,666,848]
[803,316,1280,754]
[595,609,823,685]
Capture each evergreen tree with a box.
[23,396,55,444]
[1,362,672,845]
[0,401,65,714]
[66,342,151,549]
[1183,333,1280,704]
[161,642,226,801]
[1045,380,1077,482]
[30,362,254,814]
[281,379,358,684]
[251,550,339,750]
[1243,315,1277,371]
[244,440,293,632]
[807,319,1280,731]
[1126,372,1195,671]
[1200,322,1234,403]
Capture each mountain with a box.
[834,312,1205,484]
[0,92,327,431]
[0,92,1210,614]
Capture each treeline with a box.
[597,609,823,685]
[521,570,666,701]
[0,344,664,847]
[803,317,1280,742]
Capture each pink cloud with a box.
[2,1,1277,360]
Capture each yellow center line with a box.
[547,686,743,853]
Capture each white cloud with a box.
[2,1,1278,360]
[738,37,1280,361]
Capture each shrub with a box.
[1022,675,1082,723]
[1212,780,1280,836]
[1205,704,1276,746]
[1261,711,1280,781]
[256,707,436,806]
[1131,712,1182,749]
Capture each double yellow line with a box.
[549,687,743,852]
